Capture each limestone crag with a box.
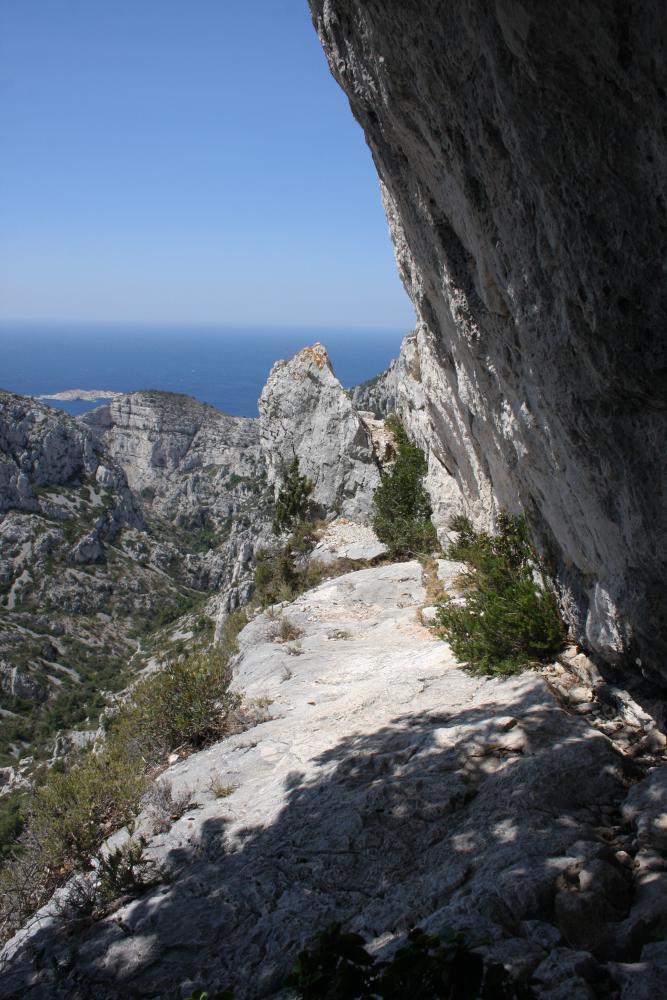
[308,1,667,682]
[259,343,380,520]
[2,559,665,998]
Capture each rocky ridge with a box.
[308,0,667,684]
[0,351,386,779]
[2,554,666,998]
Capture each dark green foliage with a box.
[112,646,241,761]
[285,923,531,999]
[97,836,163,900]
[371,416,437,557]
[437,513,565,676]
[0,645,240,938]
[0,790,26,862]
[286,924,373,999]
[254,526,325,606]
[273,457,314,535]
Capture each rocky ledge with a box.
[3,558,665,998]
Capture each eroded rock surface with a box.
[2,561,662,998]
[308,1,667,682]
[310,515,387,564]
[259,343,380,520]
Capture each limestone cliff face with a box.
[309,1,667,681]
[259,343,380,520]
[0,392,100,515]
[84,392,262,528]
[84,391,272,596]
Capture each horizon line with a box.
[0,318,412,334]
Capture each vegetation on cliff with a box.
[272,456,314,534]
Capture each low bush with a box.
[274,617,304,643]
[286,922,530,999]
[254,527,326,607]
[144,778,192,832]
[437,512,565,675]
[109,646,241,767]
[0,644,240,940]
[0,789,26,862]
[371,416,438,557]
[97,836,164,901]
[31,742,146,871]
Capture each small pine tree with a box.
[272,456,314,535]
[437,512,565,675]
[371,416,437,557]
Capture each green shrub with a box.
[285,922,529,999]
[97,836,164,901]
[371,416,437,557]
[0,645,240,939]
[31,741,147,871]
[112,646,241,765]
[218,608,248,659]
[0,790,26,862]
[273,457,314,534]
[437,512,565,676]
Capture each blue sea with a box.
[0,324,405,417]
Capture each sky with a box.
[0,0,414,329]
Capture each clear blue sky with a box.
[0,0,414,329]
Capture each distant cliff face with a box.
[309,1,667,682]
[84,391,271,594]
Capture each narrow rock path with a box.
[2,561,665,998]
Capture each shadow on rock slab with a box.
[0,684,647,1000]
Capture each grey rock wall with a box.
[309,0,667,681]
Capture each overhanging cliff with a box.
[309,0,667,681]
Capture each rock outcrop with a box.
[259,343,380,520]
[2,558,665,997]
[308,2,667,682]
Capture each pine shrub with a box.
[273,456,314,534]
[371,416,437,557]
[437,512,565,675]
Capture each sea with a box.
[0,323,406,418]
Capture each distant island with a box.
[35,389,122,401]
